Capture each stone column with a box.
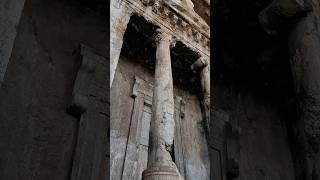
[0,0,26,87]
[110,0,132,87]
[142,29,183,180]
[191,57,210,132]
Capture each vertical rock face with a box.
[0,0,108,180]
[288,2,320,179]
[213,0,301,179]
[258,0,320,179]
[0,0,26,85]
[257,0,320,179]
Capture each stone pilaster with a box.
[110,0,132,87]
[142,29,183,180]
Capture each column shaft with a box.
[149,29,175,166]
[143,29,183,180]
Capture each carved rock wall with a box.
[211,82,296,180]
[257,0,320,179]
[287,1,320,179]
[212,1,300,179]
[238,94,295,180]
[0,0,107,179]
[0,0,25,85]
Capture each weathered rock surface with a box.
[0,0,108,180]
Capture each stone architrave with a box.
[142,29,183,180]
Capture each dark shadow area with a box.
[211,1,301,180]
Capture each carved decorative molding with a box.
[134,0,210,51]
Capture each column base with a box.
[142,166,184,180]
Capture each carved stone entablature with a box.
[124,0,210,56]
[150,0,209,46]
